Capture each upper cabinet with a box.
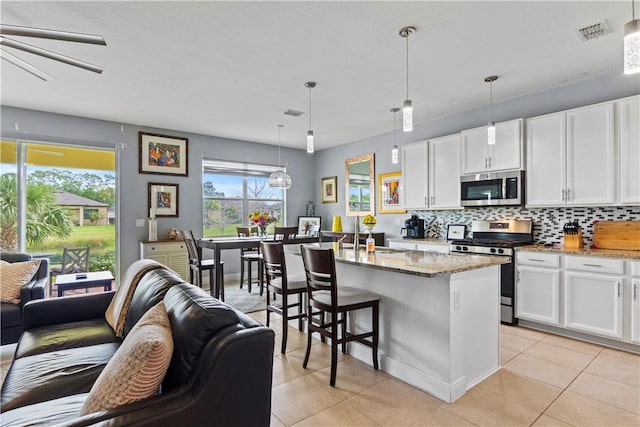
[461,119,523,174]
[618,95,640,205]
[401,134,461,210]
[526,102,615,207]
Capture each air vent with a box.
[283,109,304,117]
[576,20,611,41]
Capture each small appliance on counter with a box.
[401,215,425,239]
[563,220,583,249]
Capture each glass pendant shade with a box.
[269,168,291,189]
[624,19,640,74]
[392,145,399,164]
[306,130,314,153]
[487,122,496,145]
[402,99,413,132]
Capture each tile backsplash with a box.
[414,206,640,246]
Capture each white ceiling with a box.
[0,1,633,150]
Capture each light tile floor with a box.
[248,310,640,427]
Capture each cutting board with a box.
[592,221,640,251]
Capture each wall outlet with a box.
[453,291,461,310]
[136,219,145,227]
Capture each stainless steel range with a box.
[450,219,533,325]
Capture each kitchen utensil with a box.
[593,221,640,251]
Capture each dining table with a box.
[197,235,320,299]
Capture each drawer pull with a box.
[582,263,602,268]
[528,259,545,262]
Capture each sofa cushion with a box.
[123,267,185,336]
[0,342,120,411]
[105,259,164,338]
[0,393,87,427]
[81,302,173,415]
[162,283,240,389]
[0,302,21,328]
[15,318,118,359]
[0,259,40,304]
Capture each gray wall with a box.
[313,71,640,241]
[1,107,315,274]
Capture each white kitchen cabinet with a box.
[388,240,417,250]
[415,242,449,254]
[516,253,561,325]
[617,95,640,205]
[140,240,189,281]
[461,119,523,174]
[526,102,615,207]
[401,134,461,210]
[401,141,429,209]
[564,271,624,339]
[631,261,640,344]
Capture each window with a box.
[202,160,285,237]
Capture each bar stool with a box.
[260,241,307,354]
[273,226,298,241]
[182,230,225,300]
[300,245,380,386]
[236,226,262,293]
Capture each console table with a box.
[320,231,385,247]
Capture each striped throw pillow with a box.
[81,301,173,415]
[0,259,41,304]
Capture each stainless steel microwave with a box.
[460,170,524,207]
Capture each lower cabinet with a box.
[389,240,450,253]
[632,262,640,343]
[140,240,189,281]
[516,266,560,326]
[564,271,624,339]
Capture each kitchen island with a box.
[284,243,509,403]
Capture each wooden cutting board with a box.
[592,221,640,251]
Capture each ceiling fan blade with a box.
[0,24,106,45]
[0,48,54,81]
[0,36,104,74]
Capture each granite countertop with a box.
[517,245,640,260]
[386,238,450,245]
[286,242,509,278]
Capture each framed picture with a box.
[148,183,179,217]
[321,176,337,203]
[378,172,405,214]
[447,224,466,240]
[297,216,322,235]
[139,132,189,176]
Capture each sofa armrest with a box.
[19,274,47,309]
[23,291,115,330]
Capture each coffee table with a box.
[55,271,114,297]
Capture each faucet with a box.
[354,216,360,253]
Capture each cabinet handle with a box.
[430,196,435,205]
[582,263,602,268]
[485,157,488,169]
[528,259,546,262]
[567,189,572,201]
[488,157,492,168]
[634,283,638,300]
[561,189,566,201]
[617,282,621,298]
[424,196,428,205]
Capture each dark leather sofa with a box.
[0,252,49,345]
[0,263,275,426]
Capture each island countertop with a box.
[517,244,640,260]
[285,242,508,278]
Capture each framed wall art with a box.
[378,172,406,214]
[139,132,188,176]
[297,216,322,235]
[148,183,179,217]
[321,176,337,203]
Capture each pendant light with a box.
[485,75,498,145]
[391,107,400,164]
[268,124,292,189]
[305,81,316,153]
[399,26,415,132]
[624,0,640,74]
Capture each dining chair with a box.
[50,246,90,295]
[273,226,298,242]
[182,229,225,300]
[236,226,263,294]
[300,245,380,386]
[260,241,307,353]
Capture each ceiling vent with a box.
[576,20,612,41]
[283,109,304,117]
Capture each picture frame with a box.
[321,176,337,203]
[139,132,189,176]
[378,172,406,214]
[447,224,466,240]
[148,183,179,217]
[297,216,322,235]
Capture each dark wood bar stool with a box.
[236,226,262,293]
[182,230,225,301]
[273,226,298,241]
[300,245,380,386]
[260,241,307,353]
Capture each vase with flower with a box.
[362,214,377,252]
[248,211,278,238]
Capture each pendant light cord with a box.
[308,86,312,129]
[277,125,282,167]
[634,0,636,20]
[405,35,410,99]
[490,80,494,115]
[393,110,398,143]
